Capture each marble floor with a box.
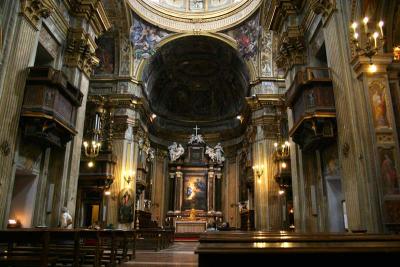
[121,242,199,267]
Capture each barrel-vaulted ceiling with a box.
[141,36,249,140]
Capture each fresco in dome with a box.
[130,15,169,60]
[226,12,261,60]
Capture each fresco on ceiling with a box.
[130,15,169,60]
[225,12,261,60]
[95,36,115,75]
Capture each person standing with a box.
[60,207,73,229]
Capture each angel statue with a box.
[205,146,216,162]
[168,142,185,162]
[188,133,205,144]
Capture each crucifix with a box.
[193,125,200,136]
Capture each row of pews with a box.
[196,231,400,266]
[0,228,135,267]
[135,228,175,251]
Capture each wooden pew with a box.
[195,231,400,266]
[0,229,58,267]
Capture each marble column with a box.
[0,15,39,228]
[174,170,183,212]
[168,173,175,212]
[252,126,281,231]
[66,73,90,220]
[207,166,215,211]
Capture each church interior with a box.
[1,0,400,265]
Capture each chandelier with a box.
[83,109,103,167]
[350,17,385,72]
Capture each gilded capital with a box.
[275,26,306,72]
[20,0,53,29]
[64,28,99,77]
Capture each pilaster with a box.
[322,8,380,232]
[352,54,400,231]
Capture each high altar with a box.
[167,128,224,233]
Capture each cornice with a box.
[67,0,111,36]
[127,0,263,33]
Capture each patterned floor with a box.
[121,242,198,267]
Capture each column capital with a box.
[351,54,393,78]
[20,0,53,29]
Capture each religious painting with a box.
[118,188,134,223]
[182,176,207,210]
[130,15,169,60]
[95,36,115,75]
[226,12,261,60]
[369,80,390,128]
[379,148,400,195]
[260,29,273,77]
[321,144,341,179]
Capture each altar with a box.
[175,221,207,233]
[167,126,224,232]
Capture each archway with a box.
[141,35,250,142]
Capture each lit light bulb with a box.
[88,161,94,168]
[363,17,369,25]
[104,190,111,196]
[279,189,285,195]
[369,64,377,73]
[351,22,358,30]
[281,162,287,169]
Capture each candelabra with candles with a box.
[350,17,385,72]
[273,139,291,191]
[83,106,104,167]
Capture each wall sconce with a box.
[350,17,385,72]
[252,165,264,179]
[123,170,135,184]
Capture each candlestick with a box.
[363,17,369,33]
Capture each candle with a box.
[363,17,369,33]
[373,32,379,48]
[378,21,384,36]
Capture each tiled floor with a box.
[121,242,199,267]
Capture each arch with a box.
[135,32,239,82]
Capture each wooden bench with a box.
[195,231,400,266]
[0,228,136,267]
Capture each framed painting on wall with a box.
[182,175,207,211]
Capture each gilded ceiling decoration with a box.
[127,0,263,33]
